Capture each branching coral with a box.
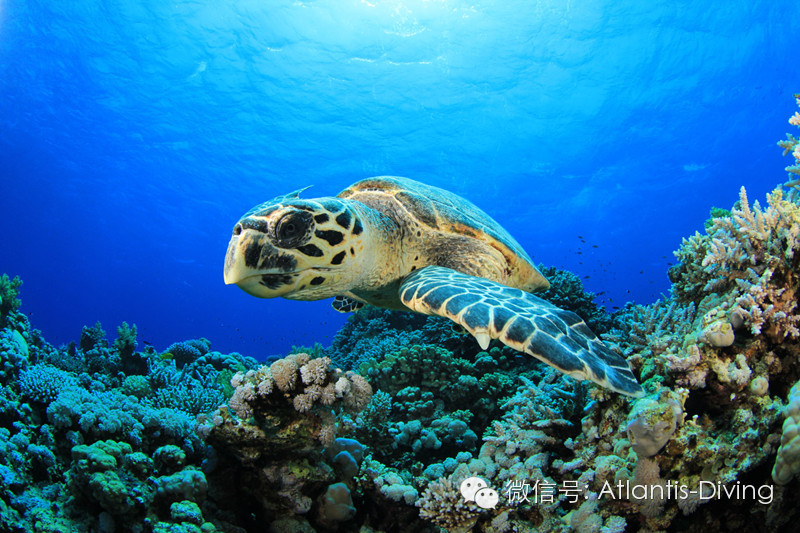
[417,472,483,532]
[778,93,800,178]
[19,364,78,404]
[671,185,800,343]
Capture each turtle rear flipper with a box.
[399,266,644,397]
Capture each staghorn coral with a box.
[145,357,227,415]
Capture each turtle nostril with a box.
[232,223,243,236]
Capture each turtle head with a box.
[224,188,368,300]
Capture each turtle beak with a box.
[224,220,301,298]
[223,231,252,286]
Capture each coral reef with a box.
[0,293,258,532]
[193,354,372,530]
[4,93,800,532]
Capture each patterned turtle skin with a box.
[224,176,643,397]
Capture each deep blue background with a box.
[1,0,798,360]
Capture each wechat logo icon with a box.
[459,476,499,509]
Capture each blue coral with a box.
[19,364,77,404]
[0,329,28,384]
[165,338,211,368]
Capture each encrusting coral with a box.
[773,379,800,485]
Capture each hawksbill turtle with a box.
[223,176,643,397]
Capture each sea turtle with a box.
[224,176,643,397]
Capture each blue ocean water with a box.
[1,0,798,359]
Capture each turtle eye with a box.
[274,211,312,248]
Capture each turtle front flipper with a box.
[399,266,644,397]
[332,295,365,313]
